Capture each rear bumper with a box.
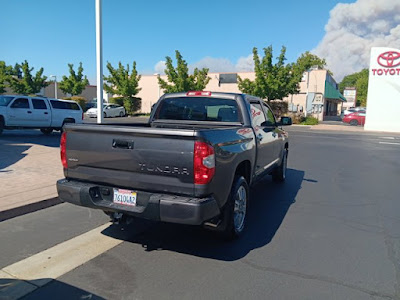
[57,179,220,225]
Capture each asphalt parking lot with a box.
[0,124,400,299]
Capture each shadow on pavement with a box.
[0,277,105,300]
[0,131,61,171]
[102,168,306,261]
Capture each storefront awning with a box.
[325,81,347,102]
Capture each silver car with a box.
[86,104,126,118]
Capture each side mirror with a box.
[280,116,292,126]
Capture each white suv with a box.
[0,95,83,135]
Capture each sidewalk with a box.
[0,133,63,221]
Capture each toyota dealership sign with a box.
[365,47,400,132]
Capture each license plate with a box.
[113,189,137,206]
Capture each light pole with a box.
[95,0,104,123]
[50,75,57,99]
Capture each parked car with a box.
[85,100,98,111]
[86,104,126,118]
[342,112,366,126]
[57,91,292,239]
[341,107,366,118]
[0,95,83,135]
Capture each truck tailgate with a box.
[64,124,196,195]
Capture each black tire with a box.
[119,111,124,117]
[103,112,107,118]
[40,128,53,135]
[218,176,249,240]
[272,149,288,182]
[0,118,4,136]
[350,119,358,126]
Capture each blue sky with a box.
[1,0,365,83]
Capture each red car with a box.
[342,111,366,126]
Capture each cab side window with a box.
[262,103,276,126]
[250,103,266,127]
[32,98,47,109]
[11,98,29,109]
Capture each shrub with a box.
[70,96,87,112]
[300,116,319,125]
[109,97,124,107]
[288,113,305,124]
[123,97,141,115]
[268,101,288,119]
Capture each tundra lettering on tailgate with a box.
[138,163,190,176]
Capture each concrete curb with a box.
[0,197,62,222]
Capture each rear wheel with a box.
[218,176,249,240]
[0,118,4,135]
[40,128,53,135]
[272,149,288,182]
[350,119,358,126]
[119,111,124,117]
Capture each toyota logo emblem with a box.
[377,51,400,68]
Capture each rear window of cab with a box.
[50,100,80,110]
[155,97,241,122]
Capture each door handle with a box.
[112,139,134,149]
[27,111,32,114]
[44,112,48,114]
[257,134,263,141]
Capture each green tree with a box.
[292,51,330,77]
[339,69,369,106]
[0,61,13,94]
[8,60,48,95]
[104,61,142,114]
[104,61,141,97]
[158,50,211,93]
[238,46,298,100]
[59,62,89,96]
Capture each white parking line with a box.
[380,137,396,140]
[379,142,400,145]
[0,223,121,298]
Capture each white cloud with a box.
[313,0,400,81]
[154,55,254,74]
[235,54,254,72]
[154,60,166,74]
[189,57,235,73]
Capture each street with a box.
[1,125,400,300]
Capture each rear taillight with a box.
[186,91,212,96]
[194,141,215,185]
[60,132,68,169]
[82,112,84,120]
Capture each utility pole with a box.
[50,75,57,99]
[95,0,103,123]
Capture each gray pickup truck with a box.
[57,91,291,239]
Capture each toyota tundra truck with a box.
[57,91,291,239]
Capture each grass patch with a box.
[300,116,319,125]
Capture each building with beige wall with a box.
[136,72,256,114]
[284,68,346,121]
[137,70,345,121]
